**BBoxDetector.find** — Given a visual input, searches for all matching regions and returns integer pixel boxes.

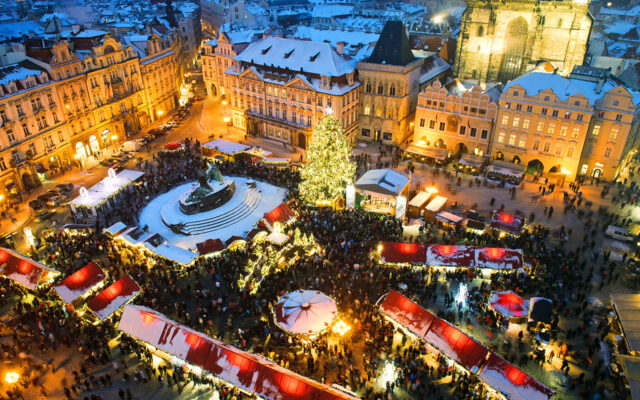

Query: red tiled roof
[196,239,225,255]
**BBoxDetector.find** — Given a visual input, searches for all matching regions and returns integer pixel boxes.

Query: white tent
[274,290,337,335]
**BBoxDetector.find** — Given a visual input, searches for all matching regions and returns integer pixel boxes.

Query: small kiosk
[423,196,448,222]
[408,191,433,219]
[355,169,409,217]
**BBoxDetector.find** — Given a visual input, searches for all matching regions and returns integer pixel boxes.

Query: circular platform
[138,177,287,251]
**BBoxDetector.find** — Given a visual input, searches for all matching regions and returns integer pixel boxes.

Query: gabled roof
[0,248,59,290]
[53,261,106,304]
[366,20,416,66]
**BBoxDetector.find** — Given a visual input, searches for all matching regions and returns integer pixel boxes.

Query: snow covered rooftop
[355,169,409,197]
[604,20,637,36]
[70,169,144,208]
[235,36,356,77]
[504,70,640,106]
[203,138,250,154]
[310,4,354,18]
[0,21,44,41]
[73,29,107,38]
[0,61,45,86]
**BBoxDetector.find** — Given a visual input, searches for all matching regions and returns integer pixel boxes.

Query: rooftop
[366,20,416,66]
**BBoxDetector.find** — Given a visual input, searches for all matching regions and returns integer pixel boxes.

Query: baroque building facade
[454,0,592,83]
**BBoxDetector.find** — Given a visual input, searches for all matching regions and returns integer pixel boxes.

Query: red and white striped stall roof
[478,353,554,400]
[87,275,140,321]
[118,305,359,400]
[0,247,59,290]
[53,261,106,304]
[379,242,428,264]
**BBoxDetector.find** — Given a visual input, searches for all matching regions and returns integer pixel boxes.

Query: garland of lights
[298,115,356,205]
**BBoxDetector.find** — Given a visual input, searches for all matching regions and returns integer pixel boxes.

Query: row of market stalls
[0,248,141,323]
[118,304,358,400]
[379,291,554,400]
[609,294,640,398]
[378,242,527,271]
[203,139,290,167]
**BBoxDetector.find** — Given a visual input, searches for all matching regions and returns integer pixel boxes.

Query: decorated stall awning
[0,248,60,290]
[379,290,437,337]
[262,202,296,231]
[478,353,554,400]
[424,318,489,372]
[379,241,428,264]
[118,305,360,400]
[53,261,106,304]
[87,275,141,321]
[490,291,529,318]
[380,243,524,270]
[490,212,525,236]
[196,238,225,255]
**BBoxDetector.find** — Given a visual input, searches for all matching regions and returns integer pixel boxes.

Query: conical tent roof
[275,290,337,335]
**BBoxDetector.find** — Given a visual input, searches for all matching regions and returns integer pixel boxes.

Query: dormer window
[347,73,353,86]
[321,76,330,89]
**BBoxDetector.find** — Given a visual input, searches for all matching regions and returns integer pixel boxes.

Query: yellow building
[125,33,179,121]
[0,61,67,195]
[225,36,360,148]
[412,80,498,157]
[357,21,425,145]
[454,0,592,83]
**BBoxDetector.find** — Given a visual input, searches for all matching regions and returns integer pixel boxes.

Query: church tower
[454,0,592,83]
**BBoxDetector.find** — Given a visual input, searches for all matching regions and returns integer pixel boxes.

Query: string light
[299,115,356,205]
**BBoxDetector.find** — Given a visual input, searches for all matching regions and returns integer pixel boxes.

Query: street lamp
[560,166,570,188]
[5,371,19,384]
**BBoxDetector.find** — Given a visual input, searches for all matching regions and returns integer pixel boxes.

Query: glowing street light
[381,362,397,385]
[432,15,443,24]
[426,186,438,194]
[332,320,351,336]
[5,371,19,384]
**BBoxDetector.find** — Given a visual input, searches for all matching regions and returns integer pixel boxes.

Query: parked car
[605,225,635,243]
[29,199,45,210]
[57,183,74,192]
[47,195,66,207]
[35,209,56,222]
[47,188,61,196]
[37,193,54,203]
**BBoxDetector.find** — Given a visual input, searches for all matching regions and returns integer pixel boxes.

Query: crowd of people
[0,139,631,400]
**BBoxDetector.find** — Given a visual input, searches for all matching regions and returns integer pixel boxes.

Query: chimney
[595,76,605,94]
[336,41,344,55]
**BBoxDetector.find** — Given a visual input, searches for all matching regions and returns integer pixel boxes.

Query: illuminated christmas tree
[299,114,355,205]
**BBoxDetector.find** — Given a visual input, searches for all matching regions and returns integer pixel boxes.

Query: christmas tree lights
[299,115,356,205]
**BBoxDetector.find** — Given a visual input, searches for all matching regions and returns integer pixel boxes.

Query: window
[536,121,544,132]
[552,110,559,117]
[317,96,322,107]
[459,125,466,135]
[365,82,371,92]
[58,131,63,142]
[541,108,547,115]
[0,109,6,121]
[543,142,551,153]
[544,96,550,101]
[326,98,331,108]
[592,124,600,136]
[515,104,522,111]
[47,94,53,105]
[419,118,425,127]
[481,129,488,139]
[497,132,505,143]
[518,136,526,148]
[512,90,519,96]
[429,120,435,129]
[389,85,396,96]
[533,139,540,151]
[377,83,384,95]
[613,100,620,106]
[508,134,516,145]
[512,117,519,128]
[559,126,567,136]
[604,147,612,158]
[610,127,619,139]
[477,26,484,36]
[362,128,370,137]
[567,146,574,158]
[383,132,392,141]
[598,111,604,118]
[574,100,580,106]
[547,123,555,134]
[0,157,5,171]
[22,122,30,136]
[6,129,15,142]
[555,144,563,156]
[526,106,533,112]
[616,114,623,121]
[16,104,23,116]
[307,115,312,126]
[438,122,445,131]
[522,119,530,129]
[504,102,511,109]
[28,142,36,156]
[470,127,477,137]
[501,115,509,125]
[572,127,580,138]
[564,112,571,119]
[576,114,583,122]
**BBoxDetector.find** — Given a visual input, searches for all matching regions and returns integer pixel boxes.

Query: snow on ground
[138,177,287,252]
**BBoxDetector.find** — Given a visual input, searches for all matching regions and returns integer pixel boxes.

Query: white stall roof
[70,170,144,208]
[425,196,447,212]
[408,191,432,208]
[436,211,463,224]
[104,222,127,236]
[203,139,250,154]
[612,294,640,353]
[355,169,409,197]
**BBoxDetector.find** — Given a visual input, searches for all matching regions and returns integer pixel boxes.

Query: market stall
[455,154,486,175]
[104,221,128,237]
[261,202,296,231]
[403,145,449,166]
[202,139,250,161]
[436,211,463,228]
[196,238,225,256]
[258,157,290,168]
[478,353,554,400]
[423,196,448,222]
[528,297,553,325]
[379,290,437,337]
[426,245,475,268]
[407,191,433,219]
[274,290,338,336]
[355,169,409,216]
[490,212,525,237]
[379,241,428,264]
[69,169,144,222]
[117,304,359,400]
[53,261,106,305]
[0,248,60,290]
[486,160,525,185]
[611,294,640,356]
[85,275,141,322]
[266,232,289,246]
[490,291,529,318]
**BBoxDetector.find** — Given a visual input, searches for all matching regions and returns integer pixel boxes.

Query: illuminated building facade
[454,0,592,83]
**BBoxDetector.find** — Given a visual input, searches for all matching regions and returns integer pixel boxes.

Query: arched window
[377,83,384,95]
[364,104,371,115]
[477,26,483,37]
[389,85,396,96]
[365,81,372,93]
